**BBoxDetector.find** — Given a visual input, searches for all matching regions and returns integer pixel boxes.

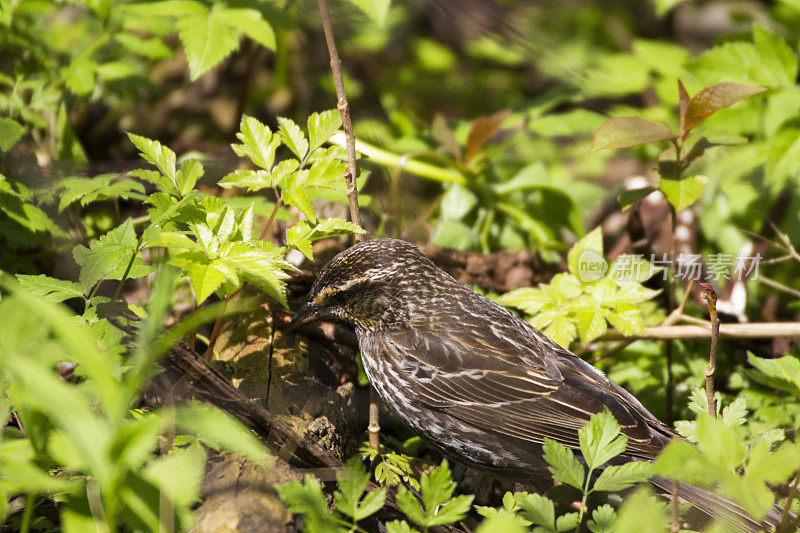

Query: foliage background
[2,0,800,531]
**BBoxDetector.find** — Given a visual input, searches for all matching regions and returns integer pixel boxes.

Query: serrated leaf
[659,174,707,212]
[144,231,200,251]
[218,169,272,192]
[0,116,25,152]
[587,504,616,533]
[177,8,240,81]
[233,116,281,171]
[590,117,675,152]
[427,494,474,526]
[579,410,627,470]
[286,218,365,260]
[515,492,556,529]
[568,227,605,280]
[127,133,177,184]
[56,174,146,212]
[308,110,343,152]
[170,254,227,303]
[681,82,766,135]
[497,287,554,315]
[16,274,85,302]
[421,460,456,513]
[574,305,607,344]
[592,461,651,492]
[215,7,275,51]
[396,486,426,526]
[542,438,585,490]
[218,241,291,306]
[766,123,800,189]
[276,476,342,531]
[542,316,578,347]
[278,117,308,160]
[746,353,800,397]
[556,512,580,532]
[176,158,203,195]
[72,218,153,292]
[721,396,748,428]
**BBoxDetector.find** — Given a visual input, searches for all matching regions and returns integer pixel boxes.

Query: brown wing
[382,324,675,460]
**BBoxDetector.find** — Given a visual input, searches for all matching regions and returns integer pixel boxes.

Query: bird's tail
[650,475,792,532]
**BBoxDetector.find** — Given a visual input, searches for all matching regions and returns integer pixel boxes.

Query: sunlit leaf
[590,117,675,152]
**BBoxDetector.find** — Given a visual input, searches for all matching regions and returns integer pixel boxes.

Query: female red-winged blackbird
[290,238,782,532]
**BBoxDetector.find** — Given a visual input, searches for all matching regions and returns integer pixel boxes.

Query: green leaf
[590,117,675,152]
[308,110,343,152]
[497,287,553,315]
[617,186,657,210]
[176,403,269,463]
[542,315,578,348]
[556,512,580,532]
[286,218,365,260]
[766,122,800,189]
[658,175,707,212]
[567,226,605,280]
[218,170,271,192]
[127,133,177,185]
[232,116,281,171]
[745,353,800,397]
[144,231,200,252]
[420,460,457,515]
[177,8,240,81]
[282,171,315,222]
[278,117,309,160]
[307,157,346,189]
[57,174,146,212]
[16,274,85,302]
[215,8,276,51]
[72,218,154,292]
[0,116,24,152]
[592,461,651,492]
[611,488,668,533]
[475,508,529,533]
[346,0,391,27]
[176,158,203,195]
[430,219,476,250]
[396,485,426,526]
[428,494,474,526]
[440,183,478,220]
[721,396,748,428]
[587,504,616,533]
[542,438,585,490]
[276,476,343,532]
[218,241,292,306]
[386,520,419,533]
[579,409,627,470]
[515,492,556,529]
[171,254,227,303]
[681,82,766,135]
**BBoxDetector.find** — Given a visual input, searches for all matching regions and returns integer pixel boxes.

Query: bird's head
[289,238,439,331]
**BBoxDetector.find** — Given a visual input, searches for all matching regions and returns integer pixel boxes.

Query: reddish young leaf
[678,79,690,135]
[465,109,511,163]
[682,82,766,135]
[590,117,675,152]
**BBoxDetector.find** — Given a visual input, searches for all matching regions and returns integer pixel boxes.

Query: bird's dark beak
[286,301,320,332]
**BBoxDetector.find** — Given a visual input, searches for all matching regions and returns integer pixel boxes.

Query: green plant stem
[113,235,144,300]
[777,474,800,533]
[329,132,467,186]
[19,493,35,533]
[576,469,594,533]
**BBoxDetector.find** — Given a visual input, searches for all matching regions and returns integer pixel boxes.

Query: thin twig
[316,0,378,452]
[699,283,719,418]
[777,474,800,532]
[671,480,679,533]
[661,279,694,326]
[316,0,362,233]
[597,322,800,340]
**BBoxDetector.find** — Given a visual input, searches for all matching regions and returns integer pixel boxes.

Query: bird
[289,238,784,532]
